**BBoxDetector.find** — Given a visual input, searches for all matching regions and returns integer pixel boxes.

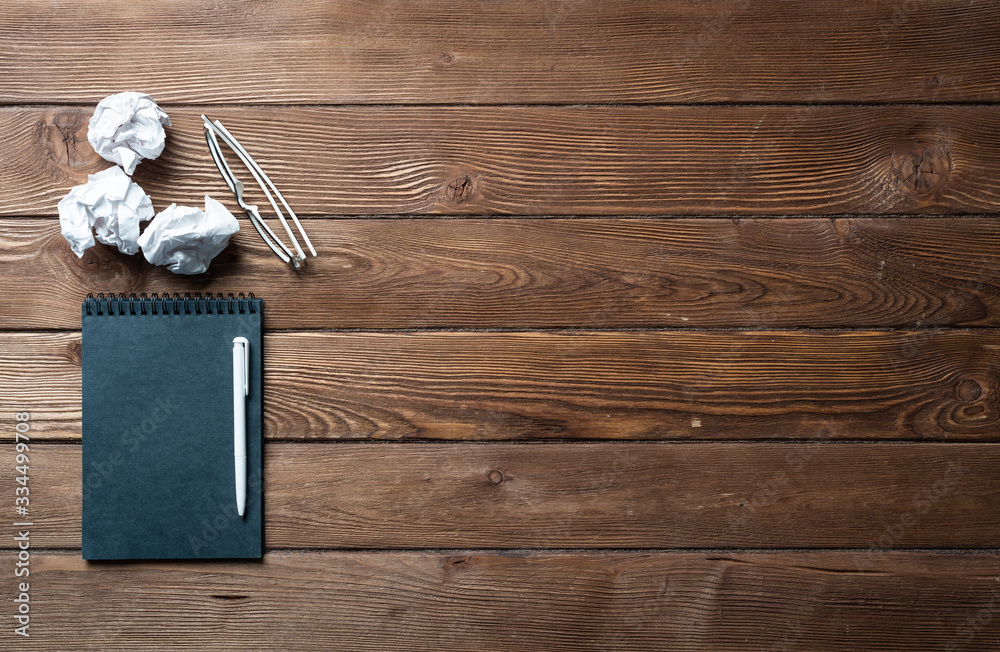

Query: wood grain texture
[5,551,1000,651]
[2,1,998,105]
[4,0,1000,647]
[6,443,998,549]
[6,329,999,442]
[6,106,1000,217]
[3,217,1000,331]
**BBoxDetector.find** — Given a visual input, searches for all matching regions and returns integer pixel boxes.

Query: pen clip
[234,337,249,396]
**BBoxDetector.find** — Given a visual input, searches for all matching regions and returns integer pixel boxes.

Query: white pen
[232,337,249,518]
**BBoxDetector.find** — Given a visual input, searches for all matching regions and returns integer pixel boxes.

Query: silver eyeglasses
[202,115,316,269]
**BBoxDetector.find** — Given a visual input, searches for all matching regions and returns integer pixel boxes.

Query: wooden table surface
[3,1,1000,649]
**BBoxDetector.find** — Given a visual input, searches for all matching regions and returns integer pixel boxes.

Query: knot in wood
[64,339,83,366]
[41,109,101,171]
[487,469,504,485]
[890,143,951,197]
[833,218,854,238]
[956,378,984,403]
[445,174,476,204]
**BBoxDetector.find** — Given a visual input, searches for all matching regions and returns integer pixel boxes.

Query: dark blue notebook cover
[82,294,263,560]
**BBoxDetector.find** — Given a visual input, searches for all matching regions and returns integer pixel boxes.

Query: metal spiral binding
[84,292,258,316]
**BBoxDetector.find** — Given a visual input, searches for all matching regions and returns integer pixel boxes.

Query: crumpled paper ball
[137,195,240,275]
[88,92,171,175]
[57,166,154,257]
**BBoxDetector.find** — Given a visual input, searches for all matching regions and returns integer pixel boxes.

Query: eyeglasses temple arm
[211,120,317,258]
[205,118,308,264]
[203,119,298,266]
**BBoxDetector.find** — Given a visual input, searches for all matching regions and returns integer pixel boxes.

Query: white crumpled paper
[57,166,154,257]
[88,92,171,175]
[137,195,240,275]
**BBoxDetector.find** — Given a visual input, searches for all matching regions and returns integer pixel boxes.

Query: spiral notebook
[81,293,263,560]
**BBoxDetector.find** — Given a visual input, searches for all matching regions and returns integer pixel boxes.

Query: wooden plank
[3,217,1000,331]
[6,443,998,549]
[6,106,1000,217]
[4,330,998,442]
[5,551,1000,650]
[1,1,998,105]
